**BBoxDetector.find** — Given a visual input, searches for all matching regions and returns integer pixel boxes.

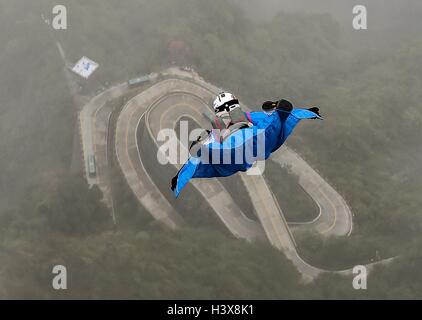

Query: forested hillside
[1,0,421,298]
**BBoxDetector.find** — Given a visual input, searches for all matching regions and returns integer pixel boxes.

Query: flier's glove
[307,107,322,119]
[189,129,211,157]
[171,175,178,192]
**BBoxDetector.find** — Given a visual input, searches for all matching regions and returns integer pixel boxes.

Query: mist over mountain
[0,0,421,299]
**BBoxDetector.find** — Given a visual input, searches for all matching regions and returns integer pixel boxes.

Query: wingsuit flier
[171,92,322,197]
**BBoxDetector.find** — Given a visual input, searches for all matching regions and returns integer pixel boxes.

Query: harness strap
[245,111,252,124]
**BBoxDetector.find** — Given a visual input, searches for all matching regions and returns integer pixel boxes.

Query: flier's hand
[171,175,178,192]
[307,107,322,119]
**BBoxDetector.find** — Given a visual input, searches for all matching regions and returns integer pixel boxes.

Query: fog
[0,0,421,299]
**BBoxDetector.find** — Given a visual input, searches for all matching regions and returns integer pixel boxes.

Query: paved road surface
[79,67,394,281]
[135,77,325,280]
[147,90,265,241]
[273,147,353,236]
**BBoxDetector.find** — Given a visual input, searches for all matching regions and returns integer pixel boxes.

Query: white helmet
[213,92,239,115]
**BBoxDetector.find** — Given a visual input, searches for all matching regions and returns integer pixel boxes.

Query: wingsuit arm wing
[171,108,322,197]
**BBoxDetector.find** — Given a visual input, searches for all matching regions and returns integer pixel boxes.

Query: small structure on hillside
[72,56,99,79]
[128,75,151,89]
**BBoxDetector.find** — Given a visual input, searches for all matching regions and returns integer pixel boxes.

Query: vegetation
[264,161,319,222]
[0,0,421,298]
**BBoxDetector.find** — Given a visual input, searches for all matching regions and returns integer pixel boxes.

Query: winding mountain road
[80,67,391,281]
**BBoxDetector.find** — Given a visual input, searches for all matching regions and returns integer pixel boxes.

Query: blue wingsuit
[172,108,321,197]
